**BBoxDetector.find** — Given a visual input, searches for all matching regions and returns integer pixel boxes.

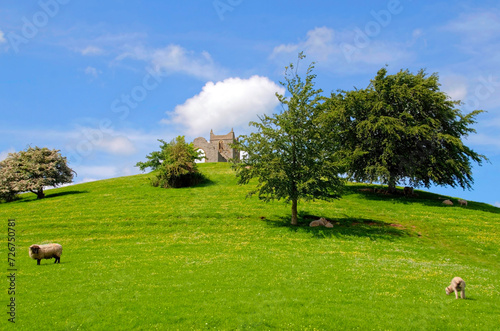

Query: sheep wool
[29,243,62,265]
[446,276,466,299]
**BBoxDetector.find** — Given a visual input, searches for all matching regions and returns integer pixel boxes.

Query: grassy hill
[1,163,499,330]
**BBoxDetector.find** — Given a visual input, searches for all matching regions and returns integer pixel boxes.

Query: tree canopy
[325,67,487,192]
[136,136,206,188]
[0,146,75,201]
[233,53,345,225]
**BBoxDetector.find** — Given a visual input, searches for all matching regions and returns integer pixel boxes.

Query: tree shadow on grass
[263,211,412,241]
[11,190,89,203]
[193,178,216,188]
[346,184,500,214]
[46,190,89,199]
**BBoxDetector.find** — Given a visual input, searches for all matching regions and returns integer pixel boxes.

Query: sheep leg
[461,289,465,299]
[37,259,41,265]
[454,289,459,299]
[54,256,60,264]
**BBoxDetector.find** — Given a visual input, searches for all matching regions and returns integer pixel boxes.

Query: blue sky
[1,0,498,206]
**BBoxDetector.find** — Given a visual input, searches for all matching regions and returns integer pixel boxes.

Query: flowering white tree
[0,147,75,201]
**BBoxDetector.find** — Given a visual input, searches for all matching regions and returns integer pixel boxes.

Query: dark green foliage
[326,67,488,191]
[136,136,206,188]
[233,53,345,224]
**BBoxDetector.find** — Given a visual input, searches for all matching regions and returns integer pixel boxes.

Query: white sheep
[29,244,62,265]
[442,199,453,206]
[309,217,334,228]
[446,276,466,299]
[458,199,468,206]
[309,218,327,227]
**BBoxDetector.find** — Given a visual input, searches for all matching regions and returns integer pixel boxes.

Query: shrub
[137,136,207,188]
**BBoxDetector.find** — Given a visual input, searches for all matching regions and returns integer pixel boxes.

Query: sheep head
[30,245,41,254]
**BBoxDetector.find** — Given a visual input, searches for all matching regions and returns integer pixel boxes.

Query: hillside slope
[1,163,499,330]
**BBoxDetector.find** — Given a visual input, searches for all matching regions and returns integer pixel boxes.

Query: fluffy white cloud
[118,44,226,81]
[164,76,285,136]
[0,30,6,44]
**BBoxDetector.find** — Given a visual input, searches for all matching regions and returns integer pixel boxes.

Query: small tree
[233,53,345,225]
[0,147,75,200]
[136,136,206,188]
[326,67,488,192]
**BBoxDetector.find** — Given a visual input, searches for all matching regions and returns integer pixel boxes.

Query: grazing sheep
[29,244,62,265]
[446,277,466,299]
[442,199,453,206]
[458,199,468,207]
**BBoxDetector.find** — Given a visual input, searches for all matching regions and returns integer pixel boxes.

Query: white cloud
[441,9,500,62]
[72,165,142,184]
[443,10,500,44]
[1,126,145,158]
[68,33,146,57]
[465,133,500,154]
[271,27,337,61]
[84,66,101,78]
[440,74,469,101]
[0,30,6,44]
[80,46,104,56]
[164,75,285,137]
[69,127,137,156]
[118,44,226,81]
[483,117,500,129]
[77,165,118,178]
[271,26,413,72]
[96,135,136,156]
[0,148,16,161]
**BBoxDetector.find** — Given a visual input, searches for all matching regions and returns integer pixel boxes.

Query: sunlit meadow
[1,163,499,329]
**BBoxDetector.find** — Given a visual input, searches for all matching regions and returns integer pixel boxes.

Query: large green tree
[0,147,75,200]
[233,54,345,225]
[326,67,487,192]
[136,136,206,188]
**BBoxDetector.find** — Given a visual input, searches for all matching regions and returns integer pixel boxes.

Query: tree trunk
[291,199,298,225]
[36,189,45,199]
[388,175,397,194]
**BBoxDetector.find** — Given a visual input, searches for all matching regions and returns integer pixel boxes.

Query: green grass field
[1,163,499,330]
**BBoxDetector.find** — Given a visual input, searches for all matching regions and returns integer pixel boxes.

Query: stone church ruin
[193,129,240,163]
